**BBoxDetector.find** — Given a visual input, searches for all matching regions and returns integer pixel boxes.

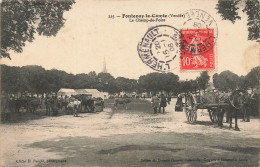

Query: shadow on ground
[22,132,259,167]
[1,109,102,124]
[210,146,259,155]
[98,145,183,154]
[193,121,247,131]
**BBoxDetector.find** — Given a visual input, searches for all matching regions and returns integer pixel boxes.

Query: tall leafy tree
[1,65,20,93]
[243,0,260,41]
[138,72,179,94]
[216,0,241,23]
[97,72,116,92]
[21,65,47,94]
[213,70,240,91]
[196,71,210,92]
[238,76,247,90]
[216,0,260,42]
[161,73,179,94]
[1,0,75,59]
[190,79,199,93]
[213,73,222,90]
[73,73,90,89]
[182,80,192,93]
[138,73,161,93]
[245,66,260,90]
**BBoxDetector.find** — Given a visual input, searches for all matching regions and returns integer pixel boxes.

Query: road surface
[0,98,259,167]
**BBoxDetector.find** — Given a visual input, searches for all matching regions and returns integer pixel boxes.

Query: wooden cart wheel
[184,93,197,123]
[208,108,219,123]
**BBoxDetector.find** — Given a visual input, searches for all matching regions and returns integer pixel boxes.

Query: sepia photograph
[0,0,259,166]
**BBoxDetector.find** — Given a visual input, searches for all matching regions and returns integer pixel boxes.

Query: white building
[57,88,77,97]
[57,88,106,99]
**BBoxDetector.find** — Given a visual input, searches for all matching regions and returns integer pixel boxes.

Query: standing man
[51,95,59,116]
[151,94,160,114]
[159,94,167,113]
[175,94,183,112]
[64,95,69,112]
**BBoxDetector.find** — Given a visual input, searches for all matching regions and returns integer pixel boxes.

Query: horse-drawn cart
[178,89,249,128]
[73,94,104,113]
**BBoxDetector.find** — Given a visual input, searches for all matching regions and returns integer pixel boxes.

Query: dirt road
[0,98,259,167]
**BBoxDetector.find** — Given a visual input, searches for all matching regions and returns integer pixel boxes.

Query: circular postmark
[181,9,218,56]
[138,25,180,72]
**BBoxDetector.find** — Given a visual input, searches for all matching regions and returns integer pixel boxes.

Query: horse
[7,97,27,113]
[114,98,131,110]
[218,90,248,131]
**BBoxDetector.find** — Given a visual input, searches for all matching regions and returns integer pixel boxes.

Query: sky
[1,0,259,81]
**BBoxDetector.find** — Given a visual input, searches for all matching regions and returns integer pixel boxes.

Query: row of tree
[1,65,259,95]
[213,67,260,92]
[1,65,137,95]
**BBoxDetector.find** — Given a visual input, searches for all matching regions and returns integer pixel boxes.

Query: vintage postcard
[0,0,259,166]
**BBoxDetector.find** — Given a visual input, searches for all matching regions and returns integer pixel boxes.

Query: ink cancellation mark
[182,9,218,54]
[138,25,180,72]
[180,9,217,70]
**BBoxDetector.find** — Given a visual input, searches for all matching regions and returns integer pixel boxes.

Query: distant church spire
[102,57,107,73]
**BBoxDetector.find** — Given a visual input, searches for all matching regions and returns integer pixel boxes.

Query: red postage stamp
[180,29,215,70]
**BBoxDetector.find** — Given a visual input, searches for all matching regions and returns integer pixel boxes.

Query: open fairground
[1,98,259,167]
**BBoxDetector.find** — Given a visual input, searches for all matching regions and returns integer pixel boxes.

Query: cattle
[114,98,131,110]
[2,96,29,113]
[67,102,75,115]
[81,99,95,112]
[27,97,41,113]
[73,100,81,117]
[59,96,69,112]
[71,94,94,113]
[93,97,104,112]
[67,99,81,116]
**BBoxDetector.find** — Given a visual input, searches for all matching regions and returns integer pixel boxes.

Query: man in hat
[151,94,160,114]
[159,94,167,113]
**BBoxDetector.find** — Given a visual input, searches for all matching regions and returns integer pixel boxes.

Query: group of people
[151,94,171,114]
